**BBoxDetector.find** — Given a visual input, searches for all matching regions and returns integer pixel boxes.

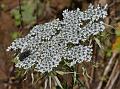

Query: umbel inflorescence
[7,4,107,73]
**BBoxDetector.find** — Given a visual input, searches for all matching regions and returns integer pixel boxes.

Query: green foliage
[11,0,43,26]
[11,9,21,26]
[106,48,112,57]
[11,32,21,39]
[115,30,120,36]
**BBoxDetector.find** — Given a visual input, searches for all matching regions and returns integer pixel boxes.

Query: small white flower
[7,4,107,73]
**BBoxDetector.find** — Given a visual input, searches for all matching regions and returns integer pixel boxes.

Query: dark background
[0,0,120,89]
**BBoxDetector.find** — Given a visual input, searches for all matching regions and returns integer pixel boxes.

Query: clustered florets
[7,4,107,73]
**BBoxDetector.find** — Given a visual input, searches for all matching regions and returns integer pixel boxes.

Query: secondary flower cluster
[7,4,107,73]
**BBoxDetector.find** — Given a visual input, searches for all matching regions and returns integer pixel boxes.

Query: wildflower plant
[7,4,107,74]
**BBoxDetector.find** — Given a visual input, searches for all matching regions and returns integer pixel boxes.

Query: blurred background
[0,0,120,89]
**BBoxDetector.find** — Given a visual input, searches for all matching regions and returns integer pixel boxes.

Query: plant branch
[105,59,119,89]
[97,52,117,89]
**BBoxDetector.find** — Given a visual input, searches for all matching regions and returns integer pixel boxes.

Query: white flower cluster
[62,4,107,42]
[64,45,93,66]
[7,4,107,73]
